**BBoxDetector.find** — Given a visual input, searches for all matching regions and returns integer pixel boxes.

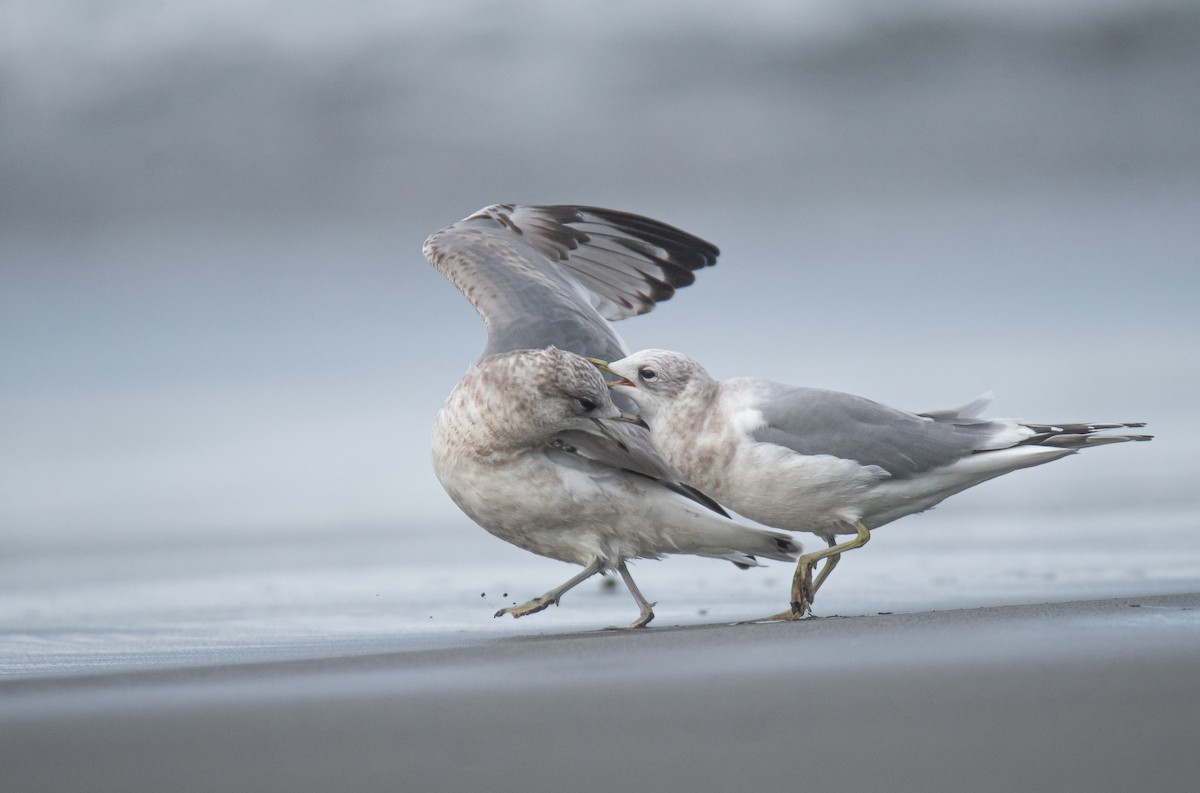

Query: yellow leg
[495,559,605,620]
[809,539,842,596]
[754,521,871,622]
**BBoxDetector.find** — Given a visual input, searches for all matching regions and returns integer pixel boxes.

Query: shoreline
[3,592,1198,793]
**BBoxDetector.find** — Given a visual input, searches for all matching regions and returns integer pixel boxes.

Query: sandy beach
[3,590,1198,793]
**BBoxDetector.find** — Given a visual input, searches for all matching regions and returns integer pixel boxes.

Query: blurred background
[2,0,1198,661]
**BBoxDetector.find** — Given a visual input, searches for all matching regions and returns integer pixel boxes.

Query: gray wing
[751,383,1008,479]
[423,204,719,361]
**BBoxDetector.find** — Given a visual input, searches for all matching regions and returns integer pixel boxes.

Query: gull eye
[576,396,598,412]
[639,368,658,382]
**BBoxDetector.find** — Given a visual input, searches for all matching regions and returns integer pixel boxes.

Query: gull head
[602,349,714,421]
[463,347,642,450]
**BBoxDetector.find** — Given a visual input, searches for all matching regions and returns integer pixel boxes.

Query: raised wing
[425,203,731,521]
[423,204,719,360]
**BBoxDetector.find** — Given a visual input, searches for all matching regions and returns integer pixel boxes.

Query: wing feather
[423,203,719,361]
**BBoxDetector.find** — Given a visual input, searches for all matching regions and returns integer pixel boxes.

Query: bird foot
[495,595,558,619]
[741,600,813,624]
[744,607,811,623]
[603,602,656,630]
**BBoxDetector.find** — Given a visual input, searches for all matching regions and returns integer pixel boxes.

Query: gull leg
[809,537,842,597]
[755,521,871,622]
[791,521,870,615]
[613,560,656,629]
[495,559,605,620]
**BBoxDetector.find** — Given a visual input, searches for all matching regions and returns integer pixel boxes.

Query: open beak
[585,357,635,389]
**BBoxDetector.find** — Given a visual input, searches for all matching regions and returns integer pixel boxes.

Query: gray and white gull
[424,205,799,627]
[600,348,1153,620]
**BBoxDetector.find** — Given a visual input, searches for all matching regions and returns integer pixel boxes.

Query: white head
[601,349,716,422]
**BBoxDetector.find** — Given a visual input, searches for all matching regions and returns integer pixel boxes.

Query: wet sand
[3,591,1198,793]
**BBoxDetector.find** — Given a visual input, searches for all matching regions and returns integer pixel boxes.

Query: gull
[424,205,800,626]
[430,347,799,627]
[599,348,1153,620]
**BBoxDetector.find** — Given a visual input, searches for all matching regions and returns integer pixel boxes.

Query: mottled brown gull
[431,347,798,628]
[599,349,1153,620]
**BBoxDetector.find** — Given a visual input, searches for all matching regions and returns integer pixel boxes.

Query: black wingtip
[579,205,720,272]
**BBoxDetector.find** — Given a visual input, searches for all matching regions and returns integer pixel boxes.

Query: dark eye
[639,368,658,382]
[576,397,597,411]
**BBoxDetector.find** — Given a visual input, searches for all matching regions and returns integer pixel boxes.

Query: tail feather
[710,529,800,567]
[663,509,801,565]
[1017,421,1153,449]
